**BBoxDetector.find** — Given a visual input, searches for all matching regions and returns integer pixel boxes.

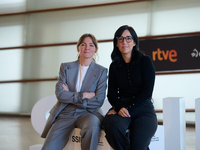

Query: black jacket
[107,52,155,113]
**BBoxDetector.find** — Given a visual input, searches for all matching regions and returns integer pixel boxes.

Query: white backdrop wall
[0,0,200,122]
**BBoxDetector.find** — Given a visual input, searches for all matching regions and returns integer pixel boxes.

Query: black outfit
[103,51,158,150]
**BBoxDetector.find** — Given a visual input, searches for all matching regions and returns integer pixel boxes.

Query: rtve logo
[191,48,200,57]
[152,48,177,62]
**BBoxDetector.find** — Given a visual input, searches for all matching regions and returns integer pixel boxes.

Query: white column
[163,97,186,150]
[195,98,200,150]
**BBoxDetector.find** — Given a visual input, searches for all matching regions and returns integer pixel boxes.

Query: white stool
[195,98,200,150]
[163,97,186,150]
[149,125,164,150]
[30,95,112,150]
[64,128,111,150]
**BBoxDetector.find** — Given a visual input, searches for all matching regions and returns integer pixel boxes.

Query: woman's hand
[118,107,131,117]
[83,92,95,99]
[107,109,117,115]
[62,83,69,91]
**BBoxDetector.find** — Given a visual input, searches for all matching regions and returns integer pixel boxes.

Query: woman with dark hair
[41,33,108,150]
[103,25,157,150]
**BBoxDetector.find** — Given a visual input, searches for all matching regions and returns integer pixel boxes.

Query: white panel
[0,14,26,112]
[0,0,26,14]
[0,49,24,80]
[25,2,149,45]
[21,42,112,79]
[22,45,77,79]
[0,83,22,112]
[196,98,200,150]
[0,81,56,113]
[0,15,25,47]
[150,0,200,35]
[0,15,25,80]
[163,97,186,150]
[0,26,24,47]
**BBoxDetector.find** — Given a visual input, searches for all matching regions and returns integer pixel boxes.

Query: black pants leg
[103,99,157,150]
[129,115,157,150]
[103,114,131,150]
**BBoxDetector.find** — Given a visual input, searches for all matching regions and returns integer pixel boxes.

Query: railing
[155,109,195,113]
[0,0,150,16]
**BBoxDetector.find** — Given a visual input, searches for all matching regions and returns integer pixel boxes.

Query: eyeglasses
[117,36,133,43]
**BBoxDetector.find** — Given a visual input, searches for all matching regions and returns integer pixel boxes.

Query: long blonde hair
[77,33,98,62]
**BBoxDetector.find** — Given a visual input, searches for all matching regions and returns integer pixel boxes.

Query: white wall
[0,0,199,122]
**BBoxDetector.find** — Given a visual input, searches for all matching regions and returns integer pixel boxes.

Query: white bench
[30,95,164,150]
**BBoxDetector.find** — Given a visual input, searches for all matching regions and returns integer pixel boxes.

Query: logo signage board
[139,35,200,72]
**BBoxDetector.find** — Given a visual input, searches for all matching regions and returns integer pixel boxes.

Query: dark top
[107,52,155,113]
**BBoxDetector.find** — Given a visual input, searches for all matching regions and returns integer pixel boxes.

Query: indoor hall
[0,0,200,150]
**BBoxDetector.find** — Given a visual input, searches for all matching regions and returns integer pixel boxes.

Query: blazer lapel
[67,60,79,91]
[80,61,99,91]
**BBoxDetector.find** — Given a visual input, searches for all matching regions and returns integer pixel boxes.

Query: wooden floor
[0,116,44,150]
[0,116,196,150]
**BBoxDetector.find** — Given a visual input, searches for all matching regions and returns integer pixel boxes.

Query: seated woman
[41,33,108,150]
[103,25,158,150]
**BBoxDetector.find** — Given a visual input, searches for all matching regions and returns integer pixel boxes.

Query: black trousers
[103,99,158,150]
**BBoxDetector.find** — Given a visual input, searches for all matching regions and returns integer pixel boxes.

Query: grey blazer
[41,60,108,138]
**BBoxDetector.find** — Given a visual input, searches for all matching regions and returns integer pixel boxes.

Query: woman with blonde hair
[41,33,108,150]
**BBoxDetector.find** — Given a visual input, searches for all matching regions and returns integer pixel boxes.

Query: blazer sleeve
[84,68,108,109]
[55,63,84,105]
